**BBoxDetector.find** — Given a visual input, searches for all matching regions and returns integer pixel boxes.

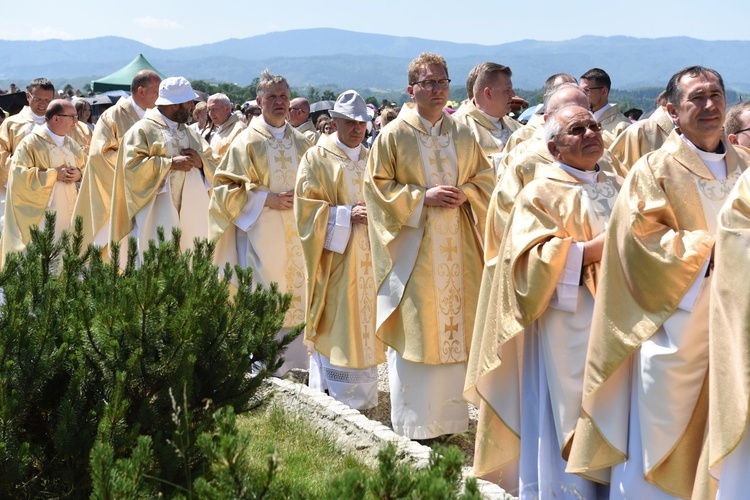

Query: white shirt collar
[418,114,443,136]
[157,109,179,130]
[30,110,46,125]
[593,102,614,122]
[681,134,728,179]
[43,123,66,147]
[476,106,503,125]
[129,96,146,120]
[554,161,600,184]
[333,133,361,161]
[258,115,286,139]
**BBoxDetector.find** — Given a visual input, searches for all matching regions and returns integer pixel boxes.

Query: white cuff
[324,205,353,254]
[233,191,267,232]
[404,195,424,228]
[549,241,583,313]
[678,254,711,312]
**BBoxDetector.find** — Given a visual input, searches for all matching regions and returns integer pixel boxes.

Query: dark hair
[131,70,159,94]
[28,77,55,95]
[665,66,724,105]
[471,62,512,99]
[580,68,612,91]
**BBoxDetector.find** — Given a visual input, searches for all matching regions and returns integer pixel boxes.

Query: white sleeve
[324,205,353,254]
[678,254,711,312]
[548,241,583,312]
[233,191,268,232]
[404,196,425,228]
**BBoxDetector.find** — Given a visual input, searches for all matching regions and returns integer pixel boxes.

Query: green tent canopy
[91,54,166,93]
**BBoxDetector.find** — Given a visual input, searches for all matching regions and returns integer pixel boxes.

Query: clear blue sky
[2,0,747,49]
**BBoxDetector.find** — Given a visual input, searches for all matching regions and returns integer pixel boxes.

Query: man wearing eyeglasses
[0,78,56,234]
[725,101,750,151]
[579,68,630,146]
[567,66,750,498]
[288,97,319,143]
[453,63,521,176]
[72,70,161,255]
[363,52,494,441]
[0,99,85,267]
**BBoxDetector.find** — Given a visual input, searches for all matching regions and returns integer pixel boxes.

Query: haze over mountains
[1,28,749,92]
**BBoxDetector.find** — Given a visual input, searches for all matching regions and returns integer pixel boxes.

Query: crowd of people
[1,53,750,499]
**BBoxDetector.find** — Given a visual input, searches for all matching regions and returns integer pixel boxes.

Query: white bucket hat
[154,76,198,105]
[329,90,372,122]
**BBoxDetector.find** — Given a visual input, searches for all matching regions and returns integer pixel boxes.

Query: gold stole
[416,132,466,363]
[266,136,305,326]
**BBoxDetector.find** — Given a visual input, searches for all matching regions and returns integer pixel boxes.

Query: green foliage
[191,78,260,104]
[0,213,300,497]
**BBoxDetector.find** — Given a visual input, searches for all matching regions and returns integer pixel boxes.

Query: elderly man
[1,99,85,266]
[72,70,161,252]
[567,66,750,499]
[363,52,493,440]
[289,96,319,143]
[0,78,56,232]
[204,93,246,161]
[453,62,521,174]
[295,90,385,409]
[474,105,620,496]
[109,76,215,263]
[724,101,750,150]
[210,70,312,376]
[579,68,630,145]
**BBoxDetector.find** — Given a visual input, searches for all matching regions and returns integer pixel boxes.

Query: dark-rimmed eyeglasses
[734,127,750,136]
[411,79,451,91]
[56,114,78,120]
[581,86,604,94]
[566,123,602,136]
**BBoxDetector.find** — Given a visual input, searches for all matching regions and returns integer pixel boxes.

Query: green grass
[237,401,371,499]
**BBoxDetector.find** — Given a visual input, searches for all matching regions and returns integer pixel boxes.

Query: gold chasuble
[207,113,246,162]
[453,100,521,174]
[0,106,37,187]
[295,119,320,144]
[72,97,140,251]
[566,132,749,498]
[363,104,493,365]
[1,127,85,266]
[465,163,621,482]
[706,168,750,489]
[209,120,311,328]
[109,108,216,260]
[608,106,675,172]
[70,121,92,155]
[503,112,543,155]
[295,135,385,369]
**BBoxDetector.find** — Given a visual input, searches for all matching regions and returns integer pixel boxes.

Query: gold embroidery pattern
[416,130,465,363]
[696,170,740,202]
[49,144,79,218]
[575,180,618,229]
[266,136,305,325]
[161,127,189,211]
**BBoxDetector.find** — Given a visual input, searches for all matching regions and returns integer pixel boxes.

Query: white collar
[681,134,727,179]
[30,110,46,125]
[333,133,361,161]
[418,114,443,136]
[593,103,614,122]
[157,109,179,130]
[476,106,503,125]
[554,161,600,184]
[129,96,146,119]
[43,124,66,147]
[258,115,286,139]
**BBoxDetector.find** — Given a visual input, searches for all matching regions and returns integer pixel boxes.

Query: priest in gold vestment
[204,93,246,161]
[109,77,215,264]
[295,90,385,410]
[470,105,620,496]
[607,104,675,172]
[453,62,521,176]
[364,53,493,440]
[72,70,161,253]
[209,70,312,376]
[566,66,750,499]
[0,78,55,234]
[1,99,84,267]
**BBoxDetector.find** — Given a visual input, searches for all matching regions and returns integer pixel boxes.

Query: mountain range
[1,28,749,93]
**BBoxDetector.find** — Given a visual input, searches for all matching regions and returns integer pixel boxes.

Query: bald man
[289,97,319,143]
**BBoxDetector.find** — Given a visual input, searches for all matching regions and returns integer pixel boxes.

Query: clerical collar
[554,161,600,184]
[129,97,146,120]
[333,133,361,161]
[418,115,443,136]
[681,134,728,179]
[30,109,46,125]
[592,103,614,122]
[258,115,286,139]
[477,107,503,126]
[157,110,179,130]
[43,124,66,147]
